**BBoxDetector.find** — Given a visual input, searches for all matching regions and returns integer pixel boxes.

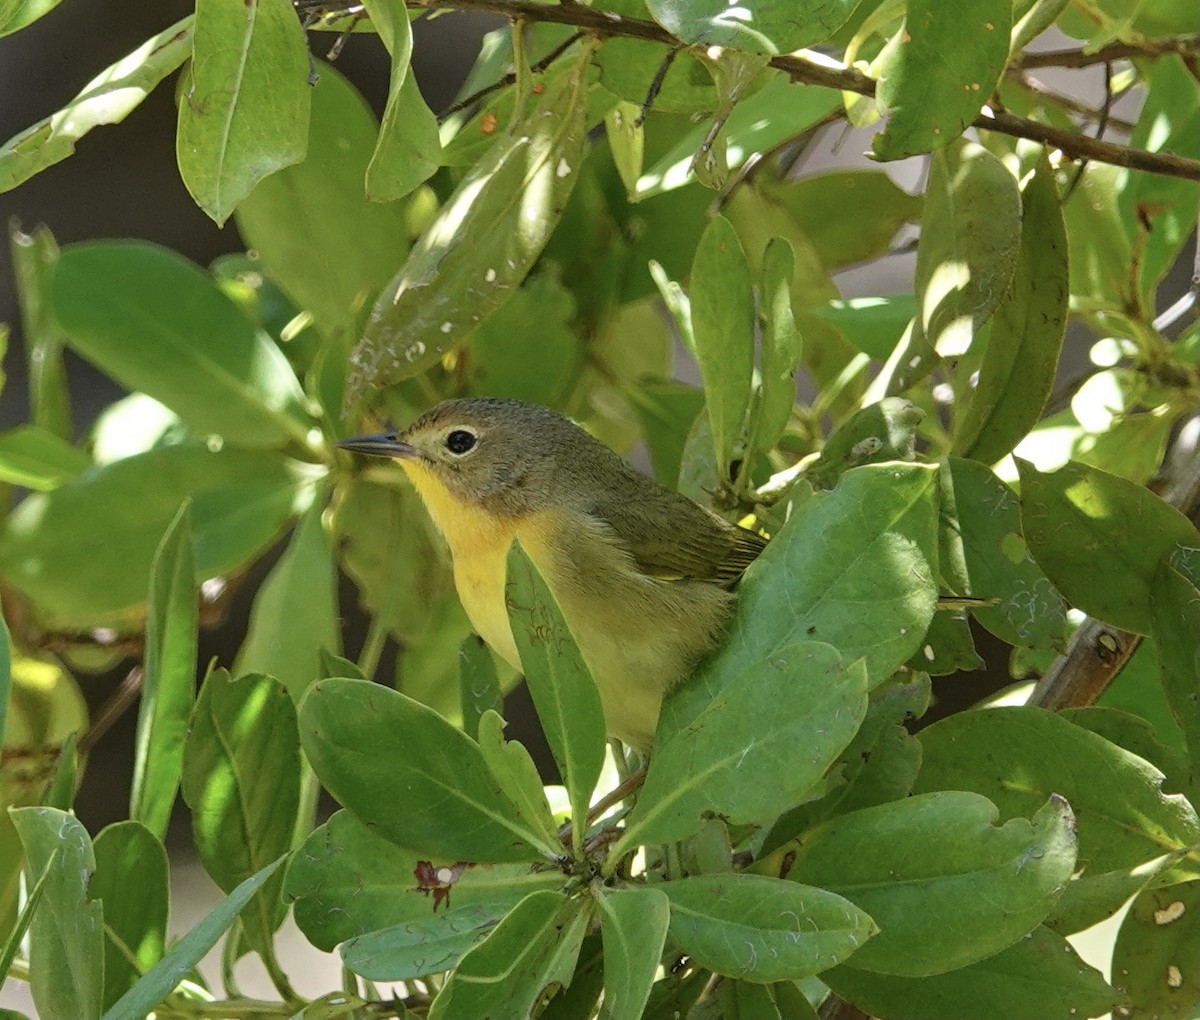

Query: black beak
[335,433,419,459]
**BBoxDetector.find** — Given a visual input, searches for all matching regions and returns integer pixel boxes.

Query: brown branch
[79,666,143,756]
[1014,33,1200,69]
[396,0,1200,181]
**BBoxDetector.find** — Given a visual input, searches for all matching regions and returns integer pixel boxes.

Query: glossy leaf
[91,821,169,1010]
[661,873,876,981]
[0,444,309,629]
[236,62,413,336]
[1150,562,1200,781]
[619,642,867,853]
[938,457,1066,649]
[285,809,560,952]
[825,925,1121,1020]
[10,223,71,437]
[955,157,1068,464]
[780,793,1077,976]
[647,0,860,54]
[914,707,1200,883]
[1018,459,1200,634]
[0,18,192,191]
[11,807,104,1020]
[459,634,503,742]
[1111,880,1199,1019]
[181,669,299,957]
[428,890,589,1020]
[362,0,440,202]
[130,501,197,839]
[348,45,594,396]
[101,857,285,1020]
[595,887,670,1020]
[0,0,62,36]
[51,241,310,447]
[298,677,556,861]
[236,500,339,700]
[0,425,88,491]
[177,0,310,224]
[872,0,1011,160]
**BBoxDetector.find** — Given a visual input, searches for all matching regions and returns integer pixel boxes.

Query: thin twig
[78,666,143,756]
[1014,34,1200,69]
[1008,71,1135,132]
[557,765,647,848]
[439,30,585,120]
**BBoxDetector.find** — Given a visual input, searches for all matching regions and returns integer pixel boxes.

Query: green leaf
[750,237,800,457]
[0,426,88,491]
[695,979,820,1020]
[0,444,310,629]
[1047,849,1184,935]
[177,0,310,224]
[825,925,1121,1020]
[91,821,169,1010]
[661,874,876,981]
[181,669,299,958]
[803,398,924,490]
[1112,880,1199,1019]
[236,62,413,336]
[0,0,61,36]
[0,841,53,984]
[52,241,310,447]
[604,100,644,198]
[596,39,717,115]
[477,711,560,850]
[459,635,503,742]
[0,18,192,191]
[131,500,197,839]
[236,500,339,700]
[595,887,670,1020]
[913,707,1200,884]
[428,890,589,1020]
[1017,459,1200,634]
[955,157,1068,464]
[40,731,77,811]
[285,809,560,952]
[817,295,916,361]
[618,642,867,853]
[348,45,593,396]
[101,856,285,1020]
[762,674,930,852]
[0,608,9,747]
[938,457,1066,650]
[781,793,1077,977]
[1151,563,1200,787]
[298,678,556,861]
[361,0,440,202]
[506,543,605,853]
[647,0,860,53]
[11,807,104,1020]
[10,223,71,437]
[872,0,1011,160]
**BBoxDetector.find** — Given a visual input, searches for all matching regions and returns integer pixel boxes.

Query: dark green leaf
[11,807,103,1020]
[1018,459,1200,634]
[285,809,560,952]
[751,237,800,456]
[0,840,53,984]
[817,296,916,361]
[647,0,860,54]
[0,607,10,748]
[595,886,670,1020]
[914,707,1200,883]
[804,399,924,490]
[0,18,191,191]
[938,457,1066,649]
[694,979,821,1020]
[476,710,560,850]
[662,874,876,981]
[0,444,310,629]
[0,426,90,490]
[459,635,502,742]
[428,890,589,1020]
[298,678,556,861]
[1151,562,1200,786]
[236,500,339,699]
[825,925,1121,1020]
[628,379,706,488]
[1047,849,1183,935]
[10,223,71,437]
[955,157,1068,464]
[596,39,716,114]
[177,0,309,224]
[1111,880,1199,1019]
[604,100,644,197]
[619,642,867,852]
[506,543,605,852]
[348,46,593,395]
[781,793,1077,976]
[540,933,604,1020]
[236,62,413,336]
[131,500,197,839]
[872,0,1011,160]
[92,821,169,1010]
[52,241,311,447]
[40,731,76,810]
[101,856,285,1020]
[182,669,299,957]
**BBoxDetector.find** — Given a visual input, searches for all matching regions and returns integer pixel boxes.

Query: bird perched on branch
[338,398,765,749]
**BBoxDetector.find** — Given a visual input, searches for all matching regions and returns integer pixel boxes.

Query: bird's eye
[445,429,477,455]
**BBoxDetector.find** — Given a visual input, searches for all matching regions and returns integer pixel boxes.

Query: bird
[336,398,766,750]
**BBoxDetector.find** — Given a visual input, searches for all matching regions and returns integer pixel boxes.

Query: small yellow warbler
[338,398,765,748]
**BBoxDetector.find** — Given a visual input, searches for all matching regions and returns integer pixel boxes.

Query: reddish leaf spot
[413,859,473,911]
